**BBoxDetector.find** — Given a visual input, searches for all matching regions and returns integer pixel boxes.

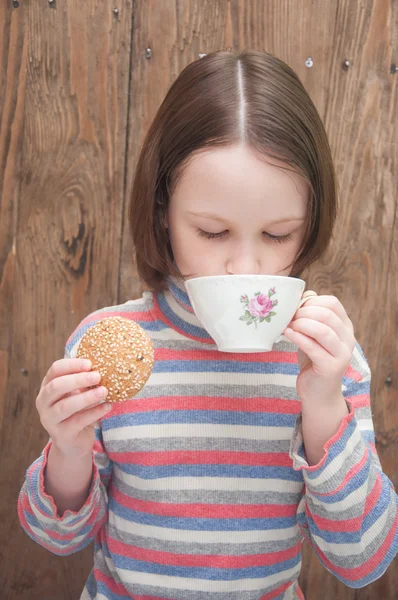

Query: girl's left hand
[283,291,356,404]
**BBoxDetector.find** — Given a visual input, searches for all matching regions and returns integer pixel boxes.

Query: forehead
[171,144,309,219]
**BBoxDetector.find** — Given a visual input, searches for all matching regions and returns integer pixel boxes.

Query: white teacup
[185,274,316,353]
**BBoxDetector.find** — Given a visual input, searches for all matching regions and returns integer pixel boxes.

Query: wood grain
[0,1,396,598]
[0,1,134,598]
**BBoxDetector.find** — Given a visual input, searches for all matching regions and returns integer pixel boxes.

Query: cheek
[172,231,219,274]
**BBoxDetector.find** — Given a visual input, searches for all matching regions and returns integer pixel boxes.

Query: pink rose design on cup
[248,294,273,318]
[239,288,278,329]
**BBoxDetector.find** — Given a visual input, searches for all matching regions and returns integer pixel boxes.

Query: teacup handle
[275,293,318,344]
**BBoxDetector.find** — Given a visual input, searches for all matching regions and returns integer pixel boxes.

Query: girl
[18,49,397,600]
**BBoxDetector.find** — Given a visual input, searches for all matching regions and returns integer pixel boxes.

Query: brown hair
[128,48,339,292]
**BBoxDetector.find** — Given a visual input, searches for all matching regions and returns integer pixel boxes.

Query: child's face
[166,144,309,279]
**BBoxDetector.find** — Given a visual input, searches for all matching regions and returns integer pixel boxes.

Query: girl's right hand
[36,358,112,458]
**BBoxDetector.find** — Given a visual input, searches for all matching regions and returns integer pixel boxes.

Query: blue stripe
[116,462,304,482]
[304,416,358,480]
[66,314,167,354]
[168,279,191,306]
[28,462,61,518]
[24,512,93,546]
[309,462,371,505]
[361,479,396,532]
[83,570,96,599]
[107,548,301,581]
[28,458,101,526]
[152,359,300,375]
[361,430,376,445]
[342,379,370,396]
[156,290,213,340]
[109,496,298,532]
[103,410,298,429]
[345,524,398,587]
[299,475,392,541]
[96,579,130,599]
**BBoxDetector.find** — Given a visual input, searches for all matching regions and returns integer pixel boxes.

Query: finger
[296,295,354,332]
[49,386,109,425]
[41,358,93,390]
[286,318,350,359]
[61,402,112,433]
[302,289,317,298]
[283,327,336,370]
[291,306,352,345]
[43,370,102,410]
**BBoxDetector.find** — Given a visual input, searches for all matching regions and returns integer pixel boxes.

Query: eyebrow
[187,211,306,225]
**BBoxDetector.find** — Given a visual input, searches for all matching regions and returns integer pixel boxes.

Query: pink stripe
[94,563,299,600]
[296,584,305,600]
[311,445,369,499]
[34,444,100,522]
[94,568,131,597]
[107,535,301,568]
[369,442,377,455]
[260,580,298,600]
[155,347,299,364]
[152,294,215,345]
[111,485,297,519]
[344,394,370,408]
[307,458,383,536]
[93,439,105,453]
[105,395,301,416]
[18,494,104,554]
[312,508,398,581]
[108,449,294,468]
[22,496,104,541]
[66,310,155,345]
[345,363,363,383]
[295,408,355,473]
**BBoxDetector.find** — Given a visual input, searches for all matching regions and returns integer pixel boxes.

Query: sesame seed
[76,316,154,403]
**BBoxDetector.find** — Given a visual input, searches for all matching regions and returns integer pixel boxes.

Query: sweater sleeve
[17,316,113,556]
[289,341,398,588]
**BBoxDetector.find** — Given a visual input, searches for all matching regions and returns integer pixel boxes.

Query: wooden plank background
[0,1,397,598]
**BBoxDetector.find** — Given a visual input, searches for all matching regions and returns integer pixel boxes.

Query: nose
[226,249,261,275]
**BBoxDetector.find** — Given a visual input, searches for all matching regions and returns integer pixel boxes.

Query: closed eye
[196,229,293,244]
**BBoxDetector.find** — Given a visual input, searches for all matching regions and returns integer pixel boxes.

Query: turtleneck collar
[153,270,216,345]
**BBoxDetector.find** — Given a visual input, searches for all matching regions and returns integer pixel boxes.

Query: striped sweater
[18,274,398,599]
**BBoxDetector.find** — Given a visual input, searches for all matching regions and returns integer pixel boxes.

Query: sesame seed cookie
[76,316,154,402]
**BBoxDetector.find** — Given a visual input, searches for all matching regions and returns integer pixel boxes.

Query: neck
[154,266,215,344]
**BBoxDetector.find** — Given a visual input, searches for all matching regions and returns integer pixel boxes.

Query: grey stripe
[106,522,302,556]
[118,574,301,600]
[305,433,366,494]
[152,337,216,350]
[113,475,303,506]
[137,383,300,400]
[108,437,293,453]
[91,542,301,600]
[314,485,397,569]
[353,406,374,420]
[307,468,377,521]
[151,336,297,352]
